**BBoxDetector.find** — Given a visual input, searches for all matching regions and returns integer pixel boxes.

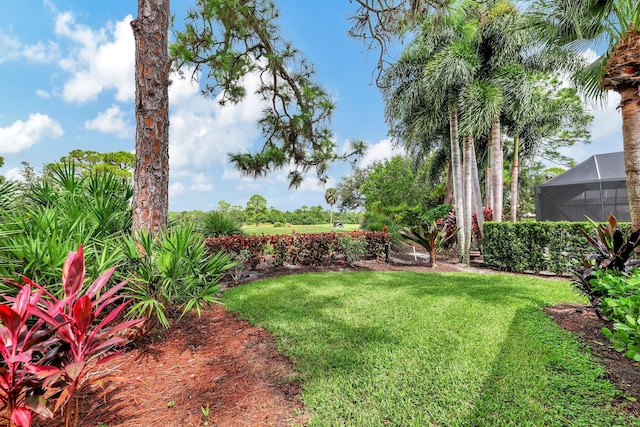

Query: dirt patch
[30,254,640,426]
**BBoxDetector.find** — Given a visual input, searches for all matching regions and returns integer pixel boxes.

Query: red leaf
[62,246,85,297]
[85,266,117,299]
[73,295,92,336]
[25,395,53,419]
[13,285,31,317]
[11,407,31,427]
[0,305,22,335]
[64,361,85,381]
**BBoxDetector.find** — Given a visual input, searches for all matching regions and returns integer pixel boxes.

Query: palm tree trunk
[463,135,474,266]
[485,145,493,209]
[490,116,503,222]
[470,140,484,240]
[443,160,454,206]
[450,109,466,261]
[131,0,171,236]
[619,86,640,230]
[510,136,520,223]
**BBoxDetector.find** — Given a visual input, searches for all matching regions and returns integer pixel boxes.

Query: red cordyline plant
[0,284,59,427]
[0,245,144,427]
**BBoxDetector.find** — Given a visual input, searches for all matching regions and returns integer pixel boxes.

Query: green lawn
[242,223,360,235]
[224,271,640,426]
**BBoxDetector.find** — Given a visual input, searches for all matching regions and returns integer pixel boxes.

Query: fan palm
[324,187,338,225]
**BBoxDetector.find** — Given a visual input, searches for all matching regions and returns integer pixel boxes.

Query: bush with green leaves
[586,269,640,361]
[483,219,634,275]
[124,224,237,328]
[202,210,244,237]
[0,163,132,291]
[337,234,367,266]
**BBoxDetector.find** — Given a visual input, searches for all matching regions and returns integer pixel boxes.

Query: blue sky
[0,1,624,212]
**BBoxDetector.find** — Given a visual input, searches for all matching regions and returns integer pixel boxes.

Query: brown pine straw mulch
[29,254,640,426]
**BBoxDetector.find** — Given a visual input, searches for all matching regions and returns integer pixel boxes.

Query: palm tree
[324,187,338,225]
[528,0,640,229]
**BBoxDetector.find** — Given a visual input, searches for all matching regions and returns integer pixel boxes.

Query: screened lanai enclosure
[535,151,630,222]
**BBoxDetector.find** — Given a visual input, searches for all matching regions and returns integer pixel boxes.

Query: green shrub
[590,269,640,361]
[202,210,244,237]
[125,224,237,328]
[0,165,132,292]
[273,221,284,227]
[337,234,367,266]
[483,220,634,275]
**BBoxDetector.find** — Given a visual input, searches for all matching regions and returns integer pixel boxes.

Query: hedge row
[483,221,633,275]
[204,231,391,268]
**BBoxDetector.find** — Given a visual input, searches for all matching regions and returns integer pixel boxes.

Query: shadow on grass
[465,307,637,427]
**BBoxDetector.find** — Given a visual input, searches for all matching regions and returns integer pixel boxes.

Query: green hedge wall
[483,221,633,275]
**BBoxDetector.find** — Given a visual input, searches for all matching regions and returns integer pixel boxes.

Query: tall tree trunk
[490,116,503,222]
[470,140,484,240]
[131,0,171,236]
[619,86,640,230]
[510,136,520,223]
[462,135,474,266]
[450,109,465,261]
[485,145,493,209]
[443,160,454,206]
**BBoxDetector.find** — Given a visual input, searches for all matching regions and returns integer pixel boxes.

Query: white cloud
[0,29,58,64]
[56,12,134,104]
[168,71,265,173]
[85,105,134,139]
[0,113,63,154]
[558,92,623,163]
[189,173,215,192]
[169,182,186,197]
[36,89,51,99]
[358,138,405,168]
[4,167,24,182]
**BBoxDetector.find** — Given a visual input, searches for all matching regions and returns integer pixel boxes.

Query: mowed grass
[224,271,640,427]
[243,223,360,235]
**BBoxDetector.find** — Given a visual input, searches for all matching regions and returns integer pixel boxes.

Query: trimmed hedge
[483,221,633,275]
[205,231,391,268]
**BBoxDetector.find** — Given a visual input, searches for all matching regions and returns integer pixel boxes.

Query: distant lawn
[243,223,360,235]
[224,271,640,426]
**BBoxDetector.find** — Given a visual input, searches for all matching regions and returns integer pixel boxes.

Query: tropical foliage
[0,246,143,427]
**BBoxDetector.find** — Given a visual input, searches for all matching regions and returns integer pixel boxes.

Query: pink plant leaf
[86,336,125,359]
[93,279,129,317]
[86,301,133,344]
[94,349,125,367]
[0,305,22,336]
[64,361,85,381]
[57,324,76,347]
[27,364,62,379]
[13,285,31,317]
[0,325,12,348]
[25,394,53,419]
[11,406,31,427]
[73,295,93,336]
[7,349,33,364]
[85,266,117,299]
[89,317,145,348]
[62,246,85,298]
